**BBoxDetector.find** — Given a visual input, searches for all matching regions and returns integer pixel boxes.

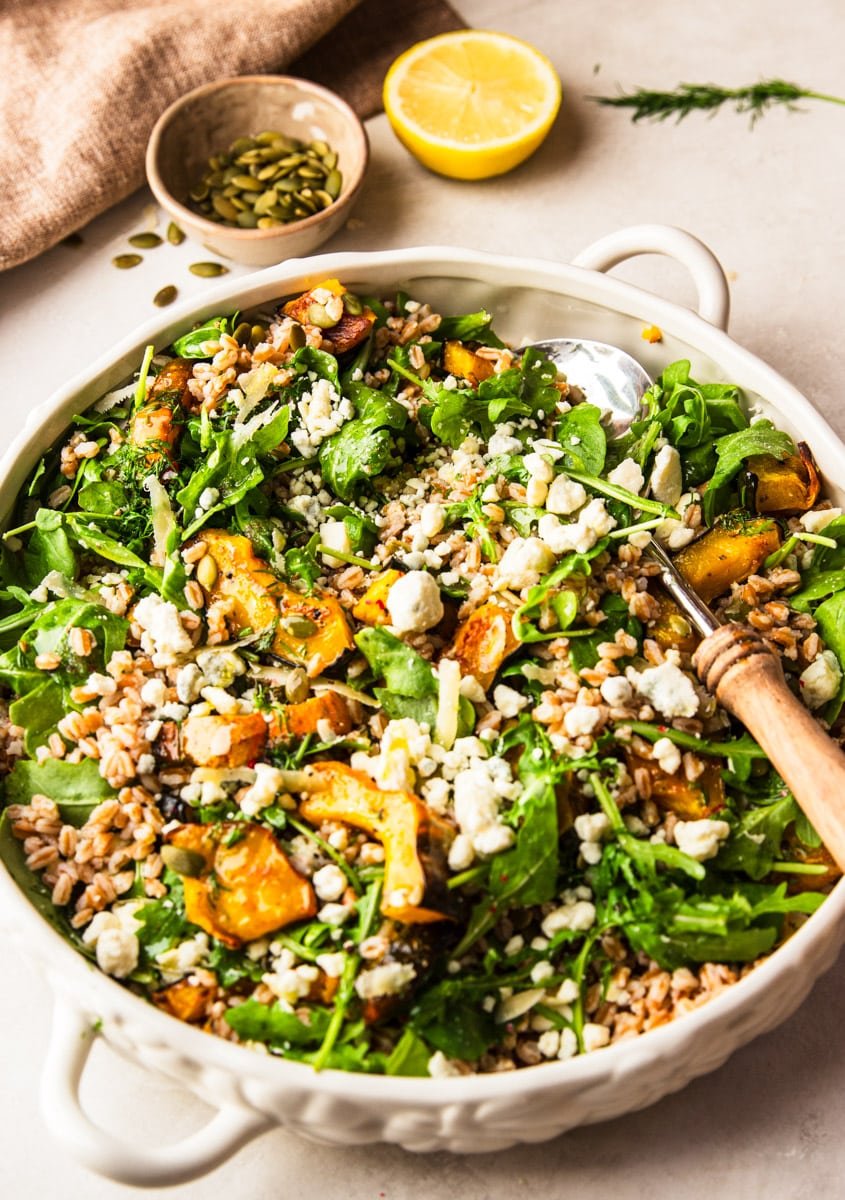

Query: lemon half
[383,30,562,181]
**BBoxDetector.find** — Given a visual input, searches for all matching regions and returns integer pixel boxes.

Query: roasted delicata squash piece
[152,977,217,1024]
[625,751,725,820]
[194,530,354,676]
[649,592,699,656]
[267,690,353,741]
[182,712,268,768]
[298,761,454,924]
[351,569,403,626]
[130,360,195,464]
[282,277,377,355]
[442,340,496,387]
[164,822,316,947]
[748,442,821,516]
[449,601,520,690]
[674,513,781,603]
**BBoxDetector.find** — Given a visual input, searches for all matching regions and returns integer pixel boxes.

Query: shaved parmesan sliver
[311,679,382,708]
[435,658,462,750]
[145,475,175,568]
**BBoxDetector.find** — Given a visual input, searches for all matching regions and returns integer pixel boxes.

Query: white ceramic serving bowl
[2,226,844,1188]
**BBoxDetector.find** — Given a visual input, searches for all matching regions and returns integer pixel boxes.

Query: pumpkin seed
[161,845,206,878]
[250,324,266,346]
[232,321,253,344]
[189,261,229,277]
[196,554,219,590]
[112,253,143,269]
[231,173,264,192]
[284,667,310,704]
[212,194,239,221]
[231,136,255,156]
[307,301,337,329]
[288,322,306,349]
[166,221,185,245]
[322,150,338,170]
[128,232,162,249]
[281,615,318,638]
[309,140,330,157]
[297,165,325,180]
[314,189,334,208]
[343,292,364,316]
[236,210,260,229]
[257,216,282,229]
[153,284,178,307]
[325,168,342,199]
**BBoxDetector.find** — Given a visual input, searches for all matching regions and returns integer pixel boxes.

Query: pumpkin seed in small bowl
[146,75,368,268]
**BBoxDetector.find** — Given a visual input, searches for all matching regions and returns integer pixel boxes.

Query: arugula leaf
[513,541,608,642]
[9,680,67,754]
[24,509,76,586]
[290,345,340,388]
[226,998,333,1047]
[0,597,128,696]
[384,1028,431,1076]
[4,758,115,825]
[810,590,845,720]
[704,421,795,523]
[355,627,437,699]
[318,385,408,501]
[554,404,607,474]
[325,505,378,555]
[437,309,504,346]
[178,405,291,537]
[283,533,321,591]
[172,316,236,359]
[568,593,642,671]
[409,979,498,1060]
[715,793,799,879]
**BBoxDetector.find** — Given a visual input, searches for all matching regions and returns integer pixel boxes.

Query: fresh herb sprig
[592,79,845,125]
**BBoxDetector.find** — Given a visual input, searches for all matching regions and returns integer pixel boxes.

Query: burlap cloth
[0,0,463,271]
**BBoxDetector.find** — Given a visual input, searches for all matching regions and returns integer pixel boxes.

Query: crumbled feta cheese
[496,537,555,590]
[386,570,444,634]
[556,978,580,1005]
[452,757,519,858]
[525,477,549,507]
[319,519,352,568]
[649,444,683,506]
[538,498,616,556]
[133,594,193,667]
[541,897,596,937]
[419,501,446,538]
[582,1022,611,1052]
[557,1027,579,1059]
[629,657,699,719]
[447,833,475,871]
[523,452,555,483]
[652,735,682,774]
[799,650,842,709]
[136,753,156,777]
[563,704,601,739]
[800,507,843,534]
[82,903,142,979]
[317,902,354,925]
[312,863,347,902]
[315,952,345,978]
[608,457,645,495]
[530,960,555,984]
[674,818,731,861]
[428,1050,463,1078]
[600,676,633,707]
[573,812,610,843]
[156,932,210,983]
[291,378,349,457]
[140,677,168,708]
[537,1029,561,1058]
[545,474,587,516]
[354,717,432,793]
[654,516,695,550]
[493,684,530,718]
[355,961,416,999]
[487,424,523,456]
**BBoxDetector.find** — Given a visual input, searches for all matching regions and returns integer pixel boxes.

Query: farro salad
[2,278,844,1077]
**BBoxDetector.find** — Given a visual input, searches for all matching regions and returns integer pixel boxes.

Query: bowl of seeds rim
[146,74,369,267]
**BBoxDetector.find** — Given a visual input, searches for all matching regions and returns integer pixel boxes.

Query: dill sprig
[591,79,845,124]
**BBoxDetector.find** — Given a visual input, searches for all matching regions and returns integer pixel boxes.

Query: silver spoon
[527,337,719,635]
[526,337,845,872]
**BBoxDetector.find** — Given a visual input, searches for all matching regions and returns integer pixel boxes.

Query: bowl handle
[40,1003,272,1187]
[571,224,731,330]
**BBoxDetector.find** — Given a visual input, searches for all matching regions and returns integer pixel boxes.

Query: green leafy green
[437,309,504,346]
[4,759,115,825]
[318,385,408,501]
[409,979,498,1060]
[554,404,607,474]
[172,316,236,359]
[704,421,795,523]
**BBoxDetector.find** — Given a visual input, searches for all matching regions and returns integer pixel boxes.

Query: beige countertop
[1,1,844,1196]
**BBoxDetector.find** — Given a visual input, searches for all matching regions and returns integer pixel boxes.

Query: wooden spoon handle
[694,623,845,872]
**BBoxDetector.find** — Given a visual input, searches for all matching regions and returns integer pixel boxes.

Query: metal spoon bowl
[525,336,719,636]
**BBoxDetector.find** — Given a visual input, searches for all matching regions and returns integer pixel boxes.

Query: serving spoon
[528,337,845,871]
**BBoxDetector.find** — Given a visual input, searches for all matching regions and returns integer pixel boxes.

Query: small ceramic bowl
[146,75,369,268]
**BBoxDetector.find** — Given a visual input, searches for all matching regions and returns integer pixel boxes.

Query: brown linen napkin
[0,0,463,272]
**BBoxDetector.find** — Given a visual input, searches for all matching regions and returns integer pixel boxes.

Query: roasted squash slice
[267,690,353,741]
[130,360,195,464]
[749,442,821,516]
[298,762,453,925]
[449,601,520,690]
[674,513,781,603]
[442,340,496,387]
[182,711,268,768]
[352,569,402,626]
[283,278,376,355]
[152,978,217,1023]
[626,751,725,819]
[164,822,316,947]
[194,530,354,676]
